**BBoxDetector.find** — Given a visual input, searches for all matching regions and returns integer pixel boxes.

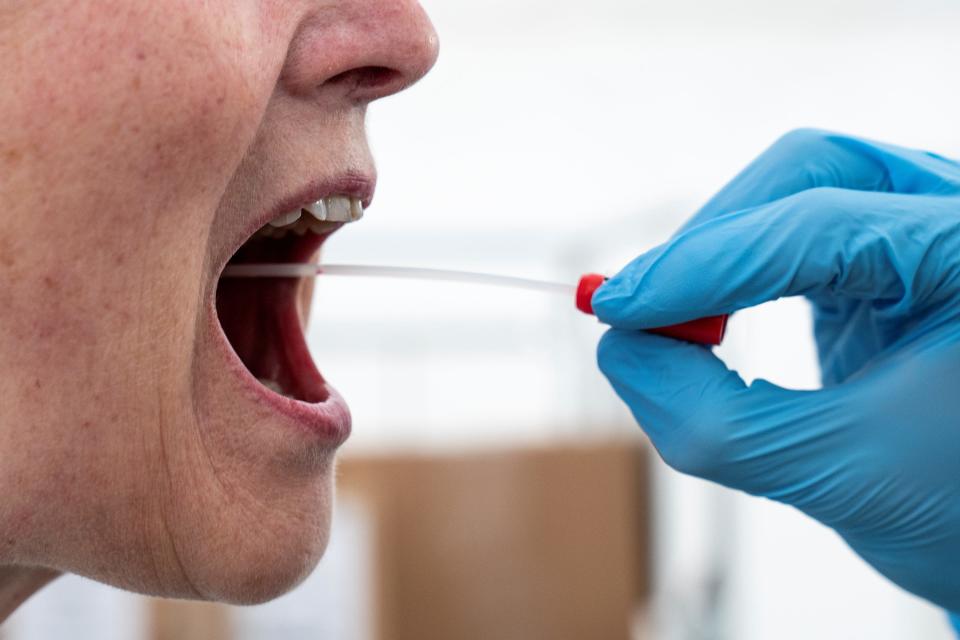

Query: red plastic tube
[576,273,728,346]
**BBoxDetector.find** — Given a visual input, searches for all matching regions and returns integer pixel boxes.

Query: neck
[0,566,59,622]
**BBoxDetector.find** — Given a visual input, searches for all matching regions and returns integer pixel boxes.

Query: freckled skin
[0,0,437,614]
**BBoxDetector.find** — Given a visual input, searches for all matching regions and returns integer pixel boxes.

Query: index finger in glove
[593,189,960,330]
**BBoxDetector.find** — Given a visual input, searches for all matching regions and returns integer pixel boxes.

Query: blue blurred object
[593,129,960,614]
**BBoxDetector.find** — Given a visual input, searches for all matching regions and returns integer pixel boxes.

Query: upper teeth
[304,199,328,221]
[268,209,303,228]
[260,196,363,238]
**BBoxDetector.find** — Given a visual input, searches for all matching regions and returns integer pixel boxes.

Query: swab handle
[575,273,728,346]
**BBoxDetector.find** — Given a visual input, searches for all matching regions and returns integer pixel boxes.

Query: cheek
[13,2,280,216]
[3,1,285,382]
[0,0,284,528]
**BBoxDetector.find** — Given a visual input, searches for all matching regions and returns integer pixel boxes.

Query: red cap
[576,273,607,315]
[576,273,728,346]
[648,315,728,346]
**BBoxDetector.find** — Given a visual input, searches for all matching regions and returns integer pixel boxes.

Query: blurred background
[6,0,960,638]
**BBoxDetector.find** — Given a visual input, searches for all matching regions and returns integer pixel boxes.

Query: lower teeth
[258,378,287,396]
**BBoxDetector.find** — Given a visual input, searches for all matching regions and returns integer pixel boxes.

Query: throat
[216,276,327,403]
[216,228,331,403]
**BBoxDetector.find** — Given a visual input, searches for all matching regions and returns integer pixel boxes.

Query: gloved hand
[593,129,960,613]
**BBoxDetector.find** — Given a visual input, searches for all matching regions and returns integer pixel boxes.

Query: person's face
[0,1,436,602]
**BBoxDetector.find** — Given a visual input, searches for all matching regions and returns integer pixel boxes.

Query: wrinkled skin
[0,0,437,615]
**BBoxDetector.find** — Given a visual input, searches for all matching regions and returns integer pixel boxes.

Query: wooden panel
[338,441,650,640]
[147,599,231,640]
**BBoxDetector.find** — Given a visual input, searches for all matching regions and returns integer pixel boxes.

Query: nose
[281,0,439,105]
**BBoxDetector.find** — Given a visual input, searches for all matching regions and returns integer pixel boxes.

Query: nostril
[325,66,404,100]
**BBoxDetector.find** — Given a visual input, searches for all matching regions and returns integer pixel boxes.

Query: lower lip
[206,297,352,446]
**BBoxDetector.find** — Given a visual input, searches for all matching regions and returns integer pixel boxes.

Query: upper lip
[215,169,377,276]
[269,170,376,227]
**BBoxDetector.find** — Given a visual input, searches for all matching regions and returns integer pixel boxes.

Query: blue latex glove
[593,129,960,613]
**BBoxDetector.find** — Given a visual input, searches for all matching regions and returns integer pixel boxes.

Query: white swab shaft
[220,263,576,296]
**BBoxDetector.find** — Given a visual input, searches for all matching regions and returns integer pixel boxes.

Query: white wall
[313,1,960,637]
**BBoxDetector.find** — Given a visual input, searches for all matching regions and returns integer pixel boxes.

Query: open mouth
[215,196,363,404]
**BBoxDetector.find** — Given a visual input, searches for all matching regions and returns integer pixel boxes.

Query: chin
[162,462,337,606]
[198,518,332,606]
